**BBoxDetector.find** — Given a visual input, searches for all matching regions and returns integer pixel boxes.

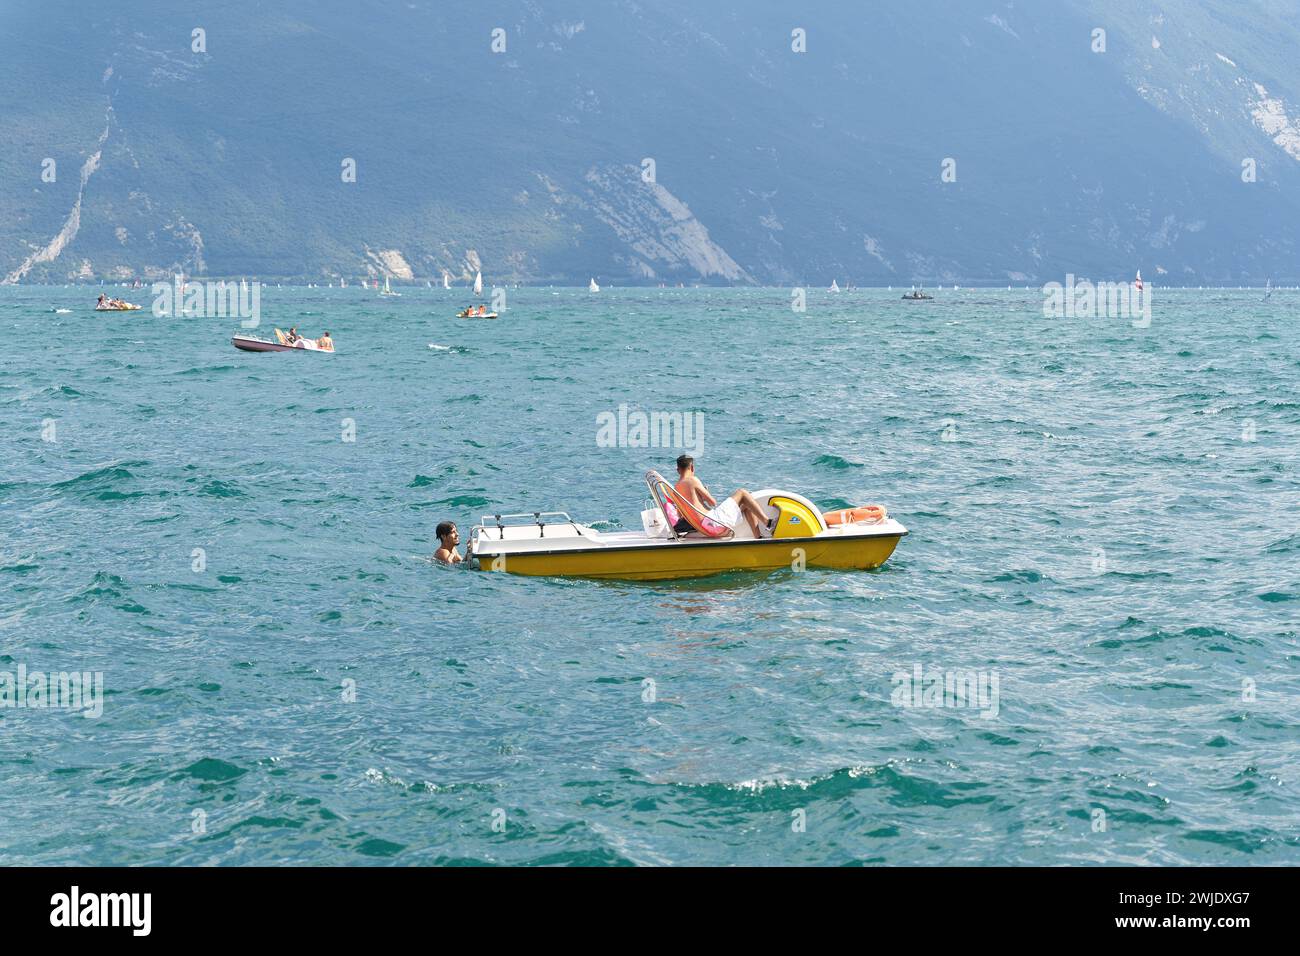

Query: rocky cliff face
[1,0,1297,284]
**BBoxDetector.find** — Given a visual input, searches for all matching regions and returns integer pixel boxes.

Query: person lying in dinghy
[674,455,774,538]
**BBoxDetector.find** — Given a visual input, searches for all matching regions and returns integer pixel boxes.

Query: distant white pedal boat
[380,275,400,296]
[474,271,483,296]
[829,279,840,292]
[589,277,600,292]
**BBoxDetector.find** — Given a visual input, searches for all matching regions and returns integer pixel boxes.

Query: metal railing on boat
[477,511,578,539]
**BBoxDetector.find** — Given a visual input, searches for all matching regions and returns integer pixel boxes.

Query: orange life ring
[823,505,887,526]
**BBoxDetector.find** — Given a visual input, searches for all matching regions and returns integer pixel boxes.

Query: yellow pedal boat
[469,471,907,581]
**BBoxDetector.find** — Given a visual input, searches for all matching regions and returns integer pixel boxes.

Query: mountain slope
[1,0,1296,284]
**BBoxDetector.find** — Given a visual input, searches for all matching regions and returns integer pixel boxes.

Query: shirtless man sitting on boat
[673,454,773,538]
[316,331,334,351]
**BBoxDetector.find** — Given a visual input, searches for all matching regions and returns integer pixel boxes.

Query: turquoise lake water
[2,285,1297,865]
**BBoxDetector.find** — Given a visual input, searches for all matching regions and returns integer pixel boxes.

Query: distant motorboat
[589,277,600,292]
[901,287,933,301]
[233,335,300,352]
[233,330,334,353]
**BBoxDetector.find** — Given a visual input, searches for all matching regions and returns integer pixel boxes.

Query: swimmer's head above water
[434,521,462,564]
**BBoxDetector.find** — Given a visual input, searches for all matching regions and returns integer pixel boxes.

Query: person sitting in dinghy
[673,455,773,539]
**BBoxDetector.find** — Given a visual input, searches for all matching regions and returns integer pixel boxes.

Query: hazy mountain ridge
[0,0,1296,284]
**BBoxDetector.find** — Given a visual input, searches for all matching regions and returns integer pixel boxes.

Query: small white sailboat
[829,279,840,292]
[1264,278,1272,301]
[589,277,600,293]
[473,271,483,296]
[380,275,400,297]
[443,273,451,290]
[177,274,193,314]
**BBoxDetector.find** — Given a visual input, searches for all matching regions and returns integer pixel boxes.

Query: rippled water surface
[2,286,1297,865]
